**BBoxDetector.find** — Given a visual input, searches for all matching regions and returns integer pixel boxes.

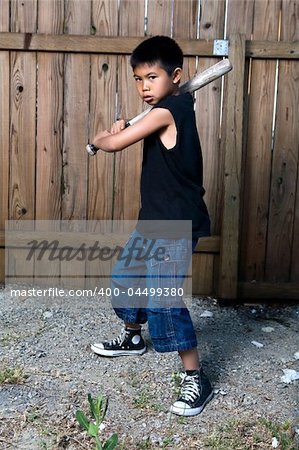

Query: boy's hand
[92,129,111,148]
[92,120,126,148]
[110,119,126,134]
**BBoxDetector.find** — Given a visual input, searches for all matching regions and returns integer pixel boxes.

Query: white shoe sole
[91,344,147,357]
[170,391,214,416]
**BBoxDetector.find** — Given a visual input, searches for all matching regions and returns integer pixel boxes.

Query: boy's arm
[92,107,173,153]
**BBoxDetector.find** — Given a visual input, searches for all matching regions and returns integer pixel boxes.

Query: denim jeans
[111,229,198,353]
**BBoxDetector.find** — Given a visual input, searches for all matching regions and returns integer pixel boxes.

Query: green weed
[204,418,296,450]
[133,388,164,413]
[0,367,27,384]
[76,393,118,450]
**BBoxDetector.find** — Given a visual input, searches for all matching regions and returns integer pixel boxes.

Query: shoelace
[179,372,200,402]
[109,328,129,346]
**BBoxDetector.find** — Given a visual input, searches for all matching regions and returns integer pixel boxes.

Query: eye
[134,76,142,82]
[149,75,157,80]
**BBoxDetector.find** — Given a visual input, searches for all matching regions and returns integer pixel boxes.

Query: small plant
[132,388,164,413]
[76,393,118,450]
[0,367,27,384]
[171,371,181,396]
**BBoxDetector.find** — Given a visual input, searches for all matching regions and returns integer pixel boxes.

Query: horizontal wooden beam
[195,236,220,253]
[0,33,298,59]
[0,230,220,253]
[239,282,299,300]
[0,33,216,56]
[246,40,299,59]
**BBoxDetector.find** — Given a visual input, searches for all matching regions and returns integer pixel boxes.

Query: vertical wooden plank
[218,0,254,298]
[147,0,173,35]
[36,1,64,220]
[226,0,254,37]
[34,0,64,286]
[219,33,246,300]
[60,0,91,288]
[113,0,145,220]
[63,0,90,221]
[196,0,225,296]
[192,253,214,295]
[87,0,119,288]
[240,0,281,283]
[0,0,10,283]
[88,0,118,220]
[10,0,37,221]
[9,0,37,284]
[197,0,225,235]
[265,1,299,282]
[289,3,299,281]
[173,0,198,83]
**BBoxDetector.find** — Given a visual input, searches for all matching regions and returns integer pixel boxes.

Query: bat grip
[86,121,131,156]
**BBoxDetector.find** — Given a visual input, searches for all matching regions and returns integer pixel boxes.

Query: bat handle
[86,143,99,155]
[86,121,131,156]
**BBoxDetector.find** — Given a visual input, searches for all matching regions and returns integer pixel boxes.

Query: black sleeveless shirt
[137,93,210,240]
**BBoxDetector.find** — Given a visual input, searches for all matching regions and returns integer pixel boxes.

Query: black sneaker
[170,368,213,416]
[91,327,146,357]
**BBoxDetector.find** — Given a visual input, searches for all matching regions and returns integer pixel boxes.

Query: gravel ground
[0,285,299,449]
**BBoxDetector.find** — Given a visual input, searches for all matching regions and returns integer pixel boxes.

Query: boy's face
[133,63,181,105]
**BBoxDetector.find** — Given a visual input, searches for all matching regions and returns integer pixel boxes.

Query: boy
[90,36,213,417]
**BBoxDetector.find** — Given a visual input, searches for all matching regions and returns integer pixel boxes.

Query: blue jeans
[111,229,198,353]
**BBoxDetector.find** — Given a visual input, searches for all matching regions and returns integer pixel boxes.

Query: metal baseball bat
[86,59,232,156]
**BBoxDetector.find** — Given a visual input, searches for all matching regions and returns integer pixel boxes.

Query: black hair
[130,36,183,76]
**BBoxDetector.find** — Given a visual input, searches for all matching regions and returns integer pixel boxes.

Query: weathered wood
[147,0,172,36]
[173,0,198,84]
[1,1,298,298]
[36,1,64,220]
[0,1,9,31]
[9,6,37,222]
[219,34,246,299]
[195,0,225,297]
[8,0,37,284]
[246,40,299,59]
[113,0,145,220]
[36,53,63,219]
[240,0,281,282]
[265,0,299,282]
[0,0,10,282]
[1,32,299,59]
[34,1,64,286]
[61,0,91,288]
[87,0,119,288]
[226,0,255,38]
[197,0,225,236]
[239,282,299,300]
[283,1,299,282]
[88,0,118,221]
[62,0,90,221]
[192,254,215,295]
[0,33,215,55]
[219,0,255,299]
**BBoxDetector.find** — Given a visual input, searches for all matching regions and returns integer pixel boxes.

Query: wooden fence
[0,0,298,300]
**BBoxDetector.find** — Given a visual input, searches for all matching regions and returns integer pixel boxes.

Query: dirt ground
[0,285,298,449]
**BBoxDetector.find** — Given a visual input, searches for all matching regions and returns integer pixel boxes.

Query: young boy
[90,36,213,417]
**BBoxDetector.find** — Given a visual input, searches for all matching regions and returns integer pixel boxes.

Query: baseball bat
[87,58,232,155]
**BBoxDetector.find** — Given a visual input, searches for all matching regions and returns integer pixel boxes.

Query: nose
[142,80,149,91]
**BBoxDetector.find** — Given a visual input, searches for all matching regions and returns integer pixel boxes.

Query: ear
[172,67,183,84]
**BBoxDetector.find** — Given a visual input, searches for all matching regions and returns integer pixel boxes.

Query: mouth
[143,96,154,103]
